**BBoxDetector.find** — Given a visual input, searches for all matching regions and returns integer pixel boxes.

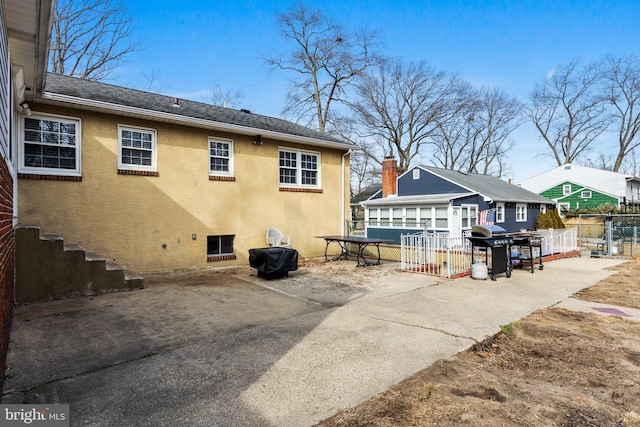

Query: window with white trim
[435,207,448,228]
[581,190,592,198]
[496,203,505,223]
[379,208,390,226]
[118,125,157,171]
[559,203,570,215]
[392,208,403,226]
[461,205,477,228]
[563,184,571,195]
[209,138,233,176]
[516,203,527,222]
[406,208,417,227]
[278,148,320,188]
[368,208,378,226]
[207,235,234,256]
[419,206,432,228]
[19,113,81,176]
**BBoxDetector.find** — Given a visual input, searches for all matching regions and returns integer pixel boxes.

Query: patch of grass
[500,321,519,335]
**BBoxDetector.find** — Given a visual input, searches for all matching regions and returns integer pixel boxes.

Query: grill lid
[471,224,507,237]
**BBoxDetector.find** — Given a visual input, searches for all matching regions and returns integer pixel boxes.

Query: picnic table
[315,235,394,267]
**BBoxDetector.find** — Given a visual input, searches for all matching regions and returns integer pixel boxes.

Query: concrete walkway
[2,256,627,426]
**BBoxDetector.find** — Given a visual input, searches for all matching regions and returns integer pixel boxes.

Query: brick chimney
[382,157,397,198]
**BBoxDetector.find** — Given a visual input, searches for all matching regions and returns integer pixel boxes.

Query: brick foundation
[0,158,14,394]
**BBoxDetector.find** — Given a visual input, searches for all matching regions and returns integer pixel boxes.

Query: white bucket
[471,262,488,280]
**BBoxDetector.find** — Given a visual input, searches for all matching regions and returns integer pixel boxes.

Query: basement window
[207,235,236,262]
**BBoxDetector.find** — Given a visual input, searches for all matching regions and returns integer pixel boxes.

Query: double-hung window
[461,205,477,228]
[279,148,320,189]
[435,207,448,228]
[496,203,505,223]
[516,203,527,222]
[19,113,81,176]
[209,138,233,177]
[118,125,156,172]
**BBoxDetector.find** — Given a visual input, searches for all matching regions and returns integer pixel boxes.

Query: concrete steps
[15,225,144,304]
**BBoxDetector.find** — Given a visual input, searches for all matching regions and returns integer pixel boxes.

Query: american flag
[478,209,496,225]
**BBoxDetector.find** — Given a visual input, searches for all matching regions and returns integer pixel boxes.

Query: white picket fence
[400,228,578,278]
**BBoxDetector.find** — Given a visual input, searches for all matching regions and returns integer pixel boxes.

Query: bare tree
[603,54,640,172]
[431,87,522,177]
[263,2,378,133]
[204,84,245,109]
[50,0,141,80]
[528,59,611,166]
[351,59,460,174]
[430,82,479,171]
[142,70,167,93]
[468,87,524,176]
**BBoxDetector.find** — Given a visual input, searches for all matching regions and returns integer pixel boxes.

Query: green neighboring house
[540,181,619,213]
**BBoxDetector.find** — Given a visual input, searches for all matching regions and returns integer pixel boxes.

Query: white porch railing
[400,232,472,278]
[537,228,578,255]
[400,228,578,278]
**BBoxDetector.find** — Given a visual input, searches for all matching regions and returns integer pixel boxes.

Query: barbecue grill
[510,232,544,272]
[467,225,514,280]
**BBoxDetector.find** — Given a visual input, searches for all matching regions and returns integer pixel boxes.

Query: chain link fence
[566,214,640,258]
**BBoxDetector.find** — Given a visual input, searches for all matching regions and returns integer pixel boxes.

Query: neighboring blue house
[359,161,556,244]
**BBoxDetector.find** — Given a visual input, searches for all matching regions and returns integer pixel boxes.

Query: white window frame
[419,206,433,228]
[460,205,478,229]
[563,184,571,196]
[434,206,448,229]
[392,207,403,227]
[496,203,505,223]
[278,147,321,189]
[367,208,378,226]
[581,190,592,199]
[516,203,527,222]
[208,137,233,177]
[405,207,417,227]
[118,125,157,172]
[19,112,82,176]
[558,203,570,216]
[379,208,390,226]
[207,234,235,256]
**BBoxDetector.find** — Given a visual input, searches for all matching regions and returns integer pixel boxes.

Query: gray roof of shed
[418,166,554,204]
[40,73,354,149]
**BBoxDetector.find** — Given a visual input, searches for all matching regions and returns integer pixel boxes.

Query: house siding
[540,181,619,210]
[398,167,468,196]
[519,163,639,208]
[18,103,350,273]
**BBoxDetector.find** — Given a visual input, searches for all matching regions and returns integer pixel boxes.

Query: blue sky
[112,0,640,182]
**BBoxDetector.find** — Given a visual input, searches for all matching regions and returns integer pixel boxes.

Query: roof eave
[360,193,475,206]
[35,0,56,97]
[40,91,358,151]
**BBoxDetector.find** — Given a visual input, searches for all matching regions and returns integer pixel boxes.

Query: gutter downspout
[341,150,352,235]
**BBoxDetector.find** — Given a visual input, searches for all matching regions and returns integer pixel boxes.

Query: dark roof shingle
[43,73,352,147]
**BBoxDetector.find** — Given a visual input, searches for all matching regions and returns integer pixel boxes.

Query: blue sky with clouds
[112,0,640,182]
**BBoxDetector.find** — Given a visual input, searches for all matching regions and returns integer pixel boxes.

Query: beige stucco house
[18,73,354,273]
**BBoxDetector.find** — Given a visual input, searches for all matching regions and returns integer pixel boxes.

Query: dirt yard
[316,261,640,427]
